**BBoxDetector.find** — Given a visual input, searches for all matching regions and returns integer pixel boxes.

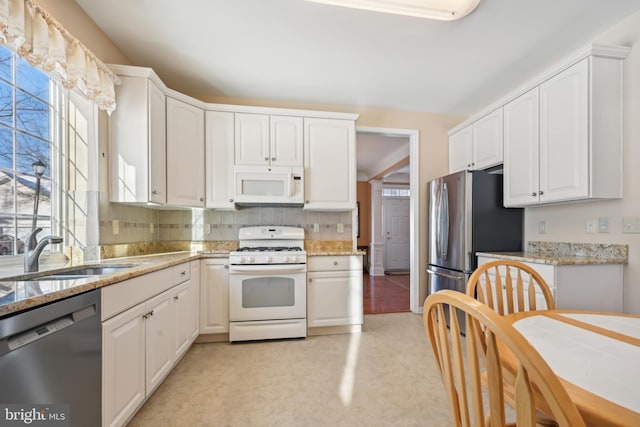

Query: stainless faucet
[24,228,63,273]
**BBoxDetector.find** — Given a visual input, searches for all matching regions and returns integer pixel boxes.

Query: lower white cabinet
[102,262,198,427]
[477,256,624,312]
[199,258,229,335]
[307,255,363,330]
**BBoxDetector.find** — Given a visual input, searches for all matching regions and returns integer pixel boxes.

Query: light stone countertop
[477,241,629,266]
[0,251,228,318]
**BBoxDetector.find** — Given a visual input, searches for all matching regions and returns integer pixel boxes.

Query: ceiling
[75,0,640,177]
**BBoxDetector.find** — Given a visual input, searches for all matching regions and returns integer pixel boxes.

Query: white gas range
[228,226,307,342]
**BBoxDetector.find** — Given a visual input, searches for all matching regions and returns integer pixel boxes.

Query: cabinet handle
[264,157,269,161]
[200,197,204,202]
[224,265,229,269]
[174,295,180,301]
[149,310,154,317]
[539,190,544,196]
[272,157,276,161]
[531,192,537,196]
[180,270,186,276]
[229,198,234,202]
[152,190,158,195]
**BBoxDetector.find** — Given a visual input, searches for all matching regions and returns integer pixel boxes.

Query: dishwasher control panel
[8,316,74,350]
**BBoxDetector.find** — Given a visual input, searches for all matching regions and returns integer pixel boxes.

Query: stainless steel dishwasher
[0,289,101,427]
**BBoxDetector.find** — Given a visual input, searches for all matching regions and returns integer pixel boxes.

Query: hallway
[363,272,410,314]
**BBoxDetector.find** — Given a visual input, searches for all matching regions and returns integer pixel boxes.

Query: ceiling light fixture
[306,0,480,20]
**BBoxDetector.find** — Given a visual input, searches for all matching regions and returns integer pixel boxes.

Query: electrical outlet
[586,219,596,234]
[598,217,609,233]
[337,223,344,233]
[623,217,640,233]
[313,224,319,233]
[112,220,119,235]
[205,224,211,234]
[538,220,546,234]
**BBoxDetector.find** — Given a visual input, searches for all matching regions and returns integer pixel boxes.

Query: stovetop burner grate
[236,246,303,252]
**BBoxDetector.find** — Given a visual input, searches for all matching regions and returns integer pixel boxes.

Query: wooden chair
[466,260,555,316]
[467,261,557,426]
[423,290,585,427]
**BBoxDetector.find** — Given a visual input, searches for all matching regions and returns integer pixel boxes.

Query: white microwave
[234,165,304,206]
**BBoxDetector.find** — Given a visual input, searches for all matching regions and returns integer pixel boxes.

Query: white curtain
[0,0,119,113]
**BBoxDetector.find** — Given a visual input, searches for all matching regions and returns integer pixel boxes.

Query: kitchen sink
[2,264,143,282]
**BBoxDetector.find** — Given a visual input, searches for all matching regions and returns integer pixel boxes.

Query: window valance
[0,0,120,113]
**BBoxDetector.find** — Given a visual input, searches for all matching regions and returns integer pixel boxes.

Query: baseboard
[307,324,362,336]
[195,333,229,343]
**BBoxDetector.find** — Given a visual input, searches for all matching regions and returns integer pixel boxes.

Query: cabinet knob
[272,157,276,161]
[264,157,269,161]
[224,265,229,269]
[180,270,186,276]
[308,278,313,283]
[152,190,158,195]
[229,198,234,202]
[305,200,309,204]
[539,190,544,196]
[174,295,180,301]
[334,261,338,266]
[531,192,537,196]
[200,197,204,202]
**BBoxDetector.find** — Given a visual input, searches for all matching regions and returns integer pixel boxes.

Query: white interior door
[383,197,410,271]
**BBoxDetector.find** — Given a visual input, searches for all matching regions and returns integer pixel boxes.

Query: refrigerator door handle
[427,267,463,281]
[437,183,449,258]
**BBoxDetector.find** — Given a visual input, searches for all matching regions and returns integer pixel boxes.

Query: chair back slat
[424,291,586,427]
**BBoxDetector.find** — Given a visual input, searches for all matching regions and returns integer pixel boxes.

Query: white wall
[524,10,640,314]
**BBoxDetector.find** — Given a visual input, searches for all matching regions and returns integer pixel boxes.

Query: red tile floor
[362,272,411,314]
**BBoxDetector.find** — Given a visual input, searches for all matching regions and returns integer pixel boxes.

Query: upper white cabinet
[108,68,166,205]
[235,113,303,167]
[166,96,206,207]
[449,108,503,173]
[205,111,236,210]
[303,118,356,210]
[504,55,624,206]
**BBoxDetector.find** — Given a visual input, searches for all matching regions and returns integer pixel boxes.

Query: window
[0,45,59,257]
[382,187,410,197]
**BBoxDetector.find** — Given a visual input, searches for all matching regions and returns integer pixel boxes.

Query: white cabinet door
[448,125,472,173]
[200,259,229,334]
[144,289,175,395]
[189,260,201,341]
[270,115,303,166]
[308,269,363,327]
[504,88,540,207]
[102,302,146,427]
[235,113,270,166]
[166,97,205,207]
[205,111,236,209]
[109,76,166,204]
[172,281,191,360]
[473,108,503,170]
[539,58,589,203]
[304,118,356,210]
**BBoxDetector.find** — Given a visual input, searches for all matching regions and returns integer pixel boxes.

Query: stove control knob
[283,256,291,262]
[247,256,255,263]
[265,256,271,263]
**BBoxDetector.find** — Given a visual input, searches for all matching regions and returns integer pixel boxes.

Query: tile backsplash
[100,203,353,244]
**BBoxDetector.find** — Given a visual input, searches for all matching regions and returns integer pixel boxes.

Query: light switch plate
[586,219,596,234]
[313,224,319,232]
[623,217,640,233]
[337,223,344,233]
[205,224,211,234]
[598,217,609,233]
[149,223,154,234]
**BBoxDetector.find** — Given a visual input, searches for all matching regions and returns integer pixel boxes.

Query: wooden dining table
[502,310,640,427]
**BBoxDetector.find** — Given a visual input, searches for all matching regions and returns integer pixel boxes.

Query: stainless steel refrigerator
[426,169,523,333]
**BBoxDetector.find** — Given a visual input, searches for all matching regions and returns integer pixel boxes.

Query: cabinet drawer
[173,263,191,284]
[308,256,362,271]
[102,268,173,321]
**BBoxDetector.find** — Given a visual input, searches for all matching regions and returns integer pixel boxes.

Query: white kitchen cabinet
[448,108,503,173]
[102,302,146,427]
[477,256,624,312]
[102,262,198,427]
[307,256,363,332]
[144,288,175,395]
[504,55,623,207]
[303,118,356,210]
[205,111,236,209]
[108,68,166,205]
[173,261,199,361]
[166,96,206,207]
[199,258,229,335]
[235,113,303,167]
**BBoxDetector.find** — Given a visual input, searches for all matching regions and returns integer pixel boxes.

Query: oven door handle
[229,264,307,274]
